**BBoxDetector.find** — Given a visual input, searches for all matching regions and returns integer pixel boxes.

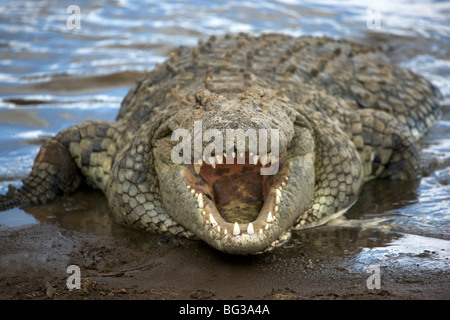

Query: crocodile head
[152,87,315,254]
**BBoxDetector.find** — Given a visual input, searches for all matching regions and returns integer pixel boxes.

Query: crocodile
[0,33,442,254]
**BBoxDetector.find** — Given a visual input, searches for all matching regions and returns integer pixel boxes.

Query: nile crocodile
[0,33,442,254]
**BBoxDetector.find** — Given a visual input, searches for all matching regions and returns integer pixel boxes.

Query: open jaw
[179,151,305,254]
[153,128,315,254]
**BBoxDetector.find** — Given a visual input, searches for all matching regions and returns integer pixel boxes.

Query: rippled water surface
[0,0,449,275]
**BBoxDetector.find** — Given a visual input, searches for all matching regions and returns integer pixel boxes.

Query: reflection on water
[355,233,450,271]
[21,185,162,251]
[0,0,449,268]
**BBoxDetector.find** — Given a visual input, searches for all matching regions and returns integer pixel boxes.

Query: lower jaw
[184,160,293,254]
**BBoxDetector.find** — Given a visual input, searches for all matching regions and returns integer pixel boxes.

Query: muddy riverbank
[1,187,448,300]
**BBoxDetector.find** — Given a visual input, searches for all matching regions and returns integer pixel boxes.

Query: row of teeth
[193,152,278,173]
[186,175,288,236]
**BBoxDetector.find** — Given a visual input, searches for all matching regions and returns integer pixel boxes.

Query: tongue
[201,164,264,223]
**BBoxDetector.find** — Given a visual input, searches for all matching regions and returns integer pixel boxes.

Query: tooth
[190,189,196,194]
[276,195,280,204]
[252,155,259,165]
[216,154,223,164]
[233,222,240,235]
[217,225,221,232]
[232,151,236,159]
[198,193,203,208]
[209,213,217,226]
[260,154,268,166]
[202,210,206,216]
[224,228,228,235]
[281,182,286,187]
[275,205,279,212]
[267,211,273,222]
[187,185,191,190]
[247,222,254,235]
[276,189,282,197]
[207,156,216,168]
[259,228,263,235]
[194,164,201,174]
[265,223,269,230]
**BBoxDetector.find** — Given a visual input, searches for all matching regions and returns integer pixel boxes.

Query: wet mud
[0,185,448,300]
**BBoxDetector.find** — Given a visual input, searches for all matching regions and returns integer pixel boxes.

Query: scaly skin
[0,34,442,254]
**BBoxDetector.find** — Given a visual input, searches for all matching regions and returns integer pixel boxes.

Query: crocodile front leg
[294,111,365,228]
[0,137,81,210]
[355,109,419,181]
[293,105,420,229]
[0,121,121,210]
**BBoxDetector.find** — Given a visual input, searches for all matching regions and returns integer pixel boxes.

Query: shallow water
[0,0,449,284]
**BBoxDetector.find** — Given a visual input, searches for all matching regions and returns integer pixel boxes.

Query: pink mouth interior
[186,159,276,223]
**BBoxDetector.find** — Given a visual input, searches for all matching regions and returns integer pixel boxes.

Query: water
[0,0,449,273]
